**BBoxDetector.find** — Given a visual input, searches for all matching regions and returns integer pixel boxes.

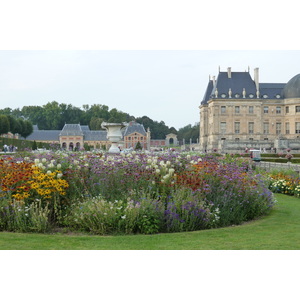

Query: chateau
[199,67,300,153]
[26,121,176,150]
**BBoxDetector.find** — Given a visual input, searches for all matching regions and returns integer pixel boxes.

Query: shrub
[0,199,52,233]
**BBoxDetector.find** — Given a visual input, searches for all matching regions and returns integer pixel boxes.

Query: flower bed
[0,151,275,234]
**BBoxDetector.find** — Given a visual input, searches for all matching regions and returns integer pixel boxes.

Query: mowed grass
[0,193,299,250]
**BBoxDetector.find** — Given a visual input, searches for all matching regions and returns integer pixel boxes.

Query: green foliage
[177,123,199,143]
[0,200,52,233]
[0,115,10,135]
[135,141,143,150]
[32,140,38,150]
[0,137,50,151]
[84,143,91,151]
[2,101,193,140]
[66,194,165,235]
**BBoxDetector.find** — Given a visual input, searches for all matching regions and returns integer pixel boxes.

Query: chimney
[212,76,216,87]
[254,68,259,91]
[227,67,232,78]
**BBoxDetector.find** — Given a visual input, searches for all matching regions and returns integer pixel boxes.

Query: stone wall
[255,161,300,173]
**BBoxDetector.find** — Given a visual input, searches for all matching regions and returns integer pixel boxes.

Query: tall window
[296,106,300,113]
[248,122,254,134]
[276,106,281,114]
[234,122,240,134]
[221,106,226,114]
[263,123,269,134]
[286,122,290,134]
[276,122,281,134]
[249,106,254,114]
[296,122,300,133]
[220,122,226,134]
[286,106,289,113]
[264,106,269,114]
[235,106,240,114]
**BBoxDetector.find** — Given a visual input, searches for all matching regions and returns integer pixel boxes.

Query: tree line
[0,101,199,142]
[0,114,33,139]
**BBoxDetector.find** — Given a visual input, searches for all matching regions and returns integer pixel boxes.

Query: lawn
[0,193,299,250]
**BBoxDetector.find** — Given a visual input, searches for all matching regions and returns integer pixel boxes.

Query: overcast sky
[1,50,300,130]
[1,1,300,130]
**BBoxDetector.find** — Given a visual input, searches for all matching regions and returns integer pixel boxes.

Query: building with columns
[199,67,300,153]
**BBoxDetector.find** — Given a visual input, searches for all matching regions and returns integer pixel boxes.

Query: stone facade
[199,68,300,153]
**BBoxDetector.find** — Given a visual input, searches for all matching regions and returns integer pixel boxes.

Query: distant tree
[0,115,10,135]
[90,117,104,130]
[19,119,33,139]
[7,115,20,134]
[177,123,199,143]
[169,127,178,134]
[135,141,143,151]
[32,140,38,150]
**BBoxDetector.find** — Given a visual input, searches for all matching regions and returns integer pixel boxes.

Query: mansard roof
[201,68,286,105]
[59,124,83,136]
[123,121,146,136]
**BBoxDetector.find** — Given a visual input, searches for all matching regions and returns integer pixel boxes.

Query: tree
[177,123,199,143]
[7,115,20,134]
[135,141,143,151]
[18,119,33,139]
[0,115,10,135]
[90,117,104,130]
[32,140,38,150]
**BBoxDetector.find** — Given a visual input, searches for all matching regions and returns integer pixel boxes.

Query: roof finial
[214,88,218,98]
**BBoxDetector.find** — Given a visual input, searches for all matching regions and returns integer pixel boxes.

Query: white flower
[57,164,61,169]
[168,168,175,175]
[34,158,40,164]
[57,173,63,179]
[42,158,47,163]
[47,170,52,175]
[155,169,160,174]
[121,215,126,219]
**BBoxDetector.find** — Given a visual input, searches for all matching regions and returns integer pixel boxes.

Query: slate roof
[201,70,286,105]
[25,122,147,142]
[84,131,108,141]
[26,130,61,141]
[260,83,285,99]
[123,121,146,136]
[59,124,83,136]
